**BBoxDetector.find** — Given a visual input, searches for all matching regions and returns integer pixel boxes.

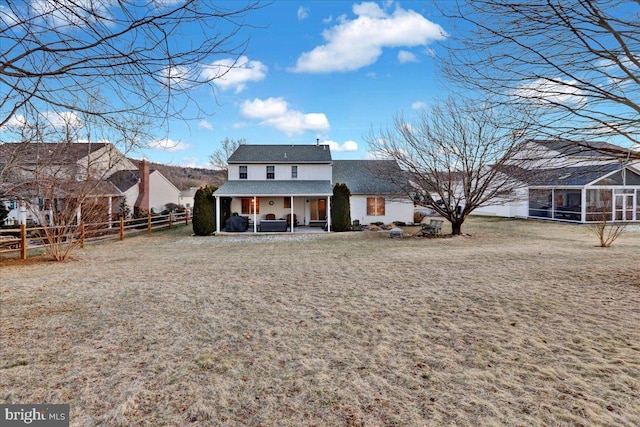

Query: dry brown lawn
[1,217,639,426]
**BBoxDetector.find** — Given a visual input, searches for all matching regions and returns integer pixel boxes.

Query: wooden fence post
[185,210,189,225]
[119,218,124,241]
[20,224,27,260]
[147,213,152,236]
[169,212,173,230]
[80,222,85,249]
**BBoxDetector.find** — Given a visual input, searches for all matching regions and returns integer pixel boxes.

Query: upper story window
[291,165,298,179]
[266,165,275,180]
[239,165,247,179]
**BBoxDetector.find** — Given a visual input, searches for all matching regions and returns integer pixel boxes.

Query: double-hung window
[291,165,298,179]
[367,197,385,216]
[239,165,247,179]
[266,165,275,180]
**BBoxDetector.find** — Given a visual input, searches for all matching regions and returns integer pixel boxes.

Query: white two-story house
[212,144,414,232]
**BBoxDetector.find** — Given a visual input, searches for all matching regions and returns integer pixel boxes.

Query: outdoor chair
[418,219,444,237]
[286,213,298,227]
[265,213,276,220]
[352,219,363,231]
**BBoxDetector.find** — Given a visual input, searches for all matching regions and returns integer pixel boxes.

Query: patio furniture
[265,213,276,220]
[286,213,298,227]
[352,219,363,231]
[417,219,444,237]
[389,227,404,238]
[259,219,288,232]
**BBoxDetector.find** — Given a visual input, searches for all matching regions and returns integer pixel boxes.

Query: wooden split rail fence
[0,211,191,259]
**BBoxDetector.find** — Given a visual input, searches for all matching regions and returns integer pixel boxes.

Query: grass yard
[1,217,639,426]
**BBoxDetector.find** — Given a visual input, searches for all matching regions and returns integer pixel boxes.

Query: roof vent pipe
[316,138,319,146]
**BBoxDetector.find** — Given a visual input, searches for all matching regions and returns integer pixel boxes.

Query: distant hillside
[129,159,226,190]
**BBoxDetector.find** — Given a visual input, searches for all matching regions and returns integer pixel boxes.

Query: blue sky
[144,1,448,167]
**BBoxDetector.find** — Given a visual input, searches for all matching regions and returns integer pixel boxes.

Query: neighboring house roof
[180,187,199,198]
[0,142,111,164]
[213,180,333,196]
[528,140,629,159]
[521,164,623,186]
[332,160,408,195]
[107,170,139,192]
[228,144,332,163]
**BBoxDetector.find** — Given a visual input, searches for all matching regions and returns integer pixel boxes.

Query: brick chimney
[134,159,150,214]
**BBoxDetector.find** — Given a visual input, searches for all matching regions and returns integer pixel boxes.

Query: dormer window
[266,165,275,180]
[239,165,247,179]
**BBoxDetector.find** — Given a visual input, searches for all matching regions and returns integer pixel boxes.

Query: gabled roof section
[523,164,623,186]
[107,169,139,192]
[528,140,629,159]
[332,160,408,195]
[228,144,332,163]
[0,142,111,164]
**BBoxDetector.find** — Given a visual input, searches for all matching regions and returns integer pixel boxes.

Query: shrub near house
[192,186,216,236]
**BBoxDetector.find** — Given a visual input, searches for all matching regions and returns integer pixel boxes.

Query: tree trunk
[451,221,463,235]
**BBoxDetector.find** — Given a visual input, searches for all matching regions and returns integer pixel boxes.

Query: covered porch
[213,181,333,233]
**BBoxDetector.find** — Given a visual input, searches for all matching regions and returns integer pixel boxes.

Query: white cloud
[1,114,27,129]
[398,50,418,64]
[42,111,83,129]
[31,0,111,28]
[514,78,585,106]
[297,6,309,21]
[324,139,358,152]
[202,55,267,93]
[198,120,213,131]
[147,138,189,152]
[180,157,203,168]
[240,97,330,136]
[161,65,195,89]
[411,101,426,110]
[292,2,446,73]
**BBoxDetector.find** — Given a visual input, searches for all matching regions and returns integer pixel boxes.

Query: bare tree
[1,0,264,134]
[209,137,247,174]
[587,190,626,247]
[368,97,530,235]
[0,104,143,261]
[440,0,640,157]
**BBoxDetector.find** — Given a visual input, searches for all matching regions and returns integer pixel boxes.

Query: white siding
[350,195,414,225]
[148,171,180,213]
[228,163,332,181]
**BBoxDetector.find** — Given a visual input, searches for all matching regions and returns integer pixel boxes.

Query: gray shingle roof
[530,140,628,158]
[525,164,623,186]
[213,180,333,196]
[332,160,408,194]
[0,142,110,164]
[228,144,332,163]
[107,170,139,192]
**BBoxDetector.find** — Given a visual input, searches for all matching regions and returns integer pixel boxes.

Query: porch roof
[213,180,333,197]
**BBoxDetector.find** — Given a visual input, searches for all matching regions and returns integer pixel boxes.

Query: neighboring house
[332,160,413,225]
[1,142,180,224]
[475,140,640,222]
[0,142,135,225]
[111,160,181,214]
[179,187,199,210]
[212,144,413,232]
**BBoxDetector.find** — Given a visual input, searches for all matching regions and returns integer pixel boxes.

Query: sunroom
[527,165,640,223]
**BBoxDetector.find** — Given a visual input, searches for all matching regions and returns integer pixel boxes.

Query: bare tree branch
[439,0,640,155]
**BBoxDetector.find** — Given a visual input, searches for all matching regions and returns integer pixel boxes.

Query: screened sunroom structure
[527,165,640,223]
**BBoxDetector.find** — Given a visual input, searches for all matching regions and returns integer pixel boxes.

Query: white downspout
[290,195,294,233]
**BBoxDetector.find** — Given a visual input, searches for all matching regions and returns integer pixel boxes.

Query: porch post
[290,195,294,233]
[253,196,257,233]
[215,196,220,233]
[108,196,113,228]
[581,188,587,223]
[326,195,331,232]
